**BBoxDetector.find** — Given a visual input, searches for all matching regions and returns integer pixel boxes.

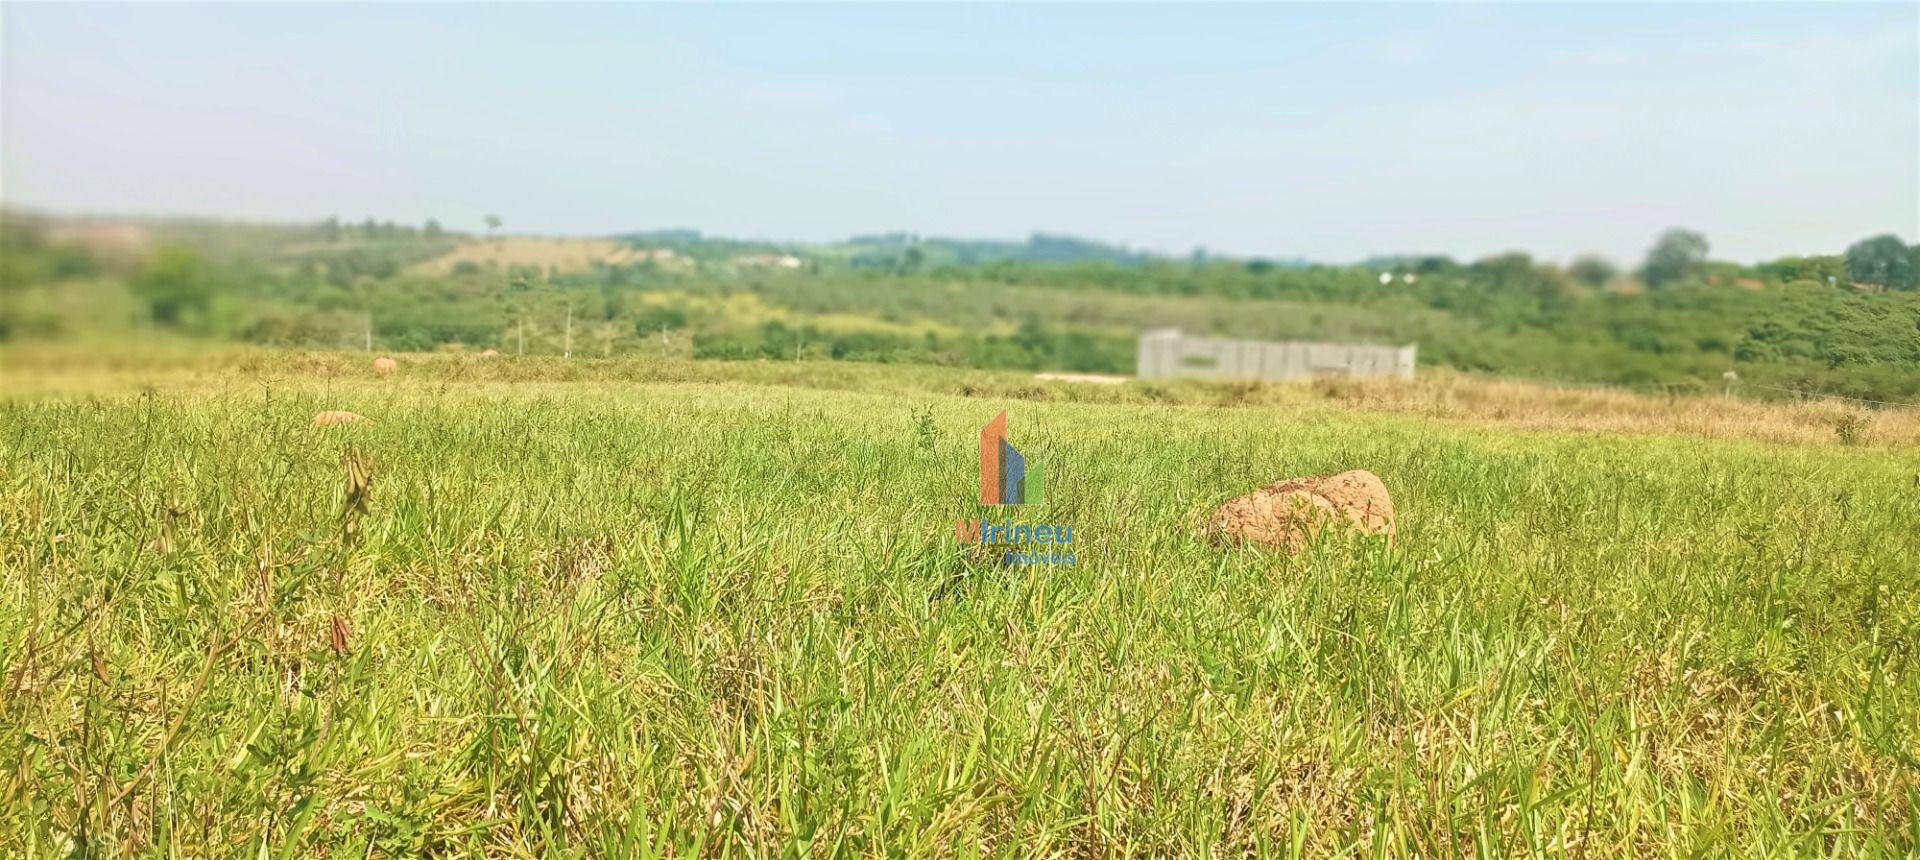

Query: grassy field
[3,345,1917,856]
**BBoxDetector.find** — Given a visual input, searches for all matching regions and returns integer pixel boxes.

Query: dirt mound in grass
[1209,469,1395,553]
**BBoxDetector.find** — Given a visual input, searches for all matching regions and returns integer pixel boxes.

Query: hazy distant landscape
[6,211,1918,402]
[5,206,1919,856]
[4,1,1917,855]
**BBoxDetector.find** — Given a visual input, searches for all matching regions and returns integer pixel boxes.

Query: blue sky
[3,2,1914,263]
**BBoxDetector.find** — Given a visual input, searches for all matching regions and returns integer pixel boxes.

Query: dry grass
[2,342,1917,854]
[409,236,685,275]
[1302,372,1920,448]
[6,340,1917,449]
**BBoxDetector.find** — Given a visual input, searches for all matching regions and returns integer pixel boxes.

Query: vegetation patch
[1,349,1916,853]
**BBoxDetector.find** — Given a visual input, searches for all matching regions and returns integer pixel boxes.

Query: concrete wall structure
[1136,329,1416,381]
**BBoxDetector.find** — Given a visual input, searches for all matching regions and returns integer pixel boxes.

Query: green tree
[1757,254,1845,286]
[133,245,213,326]
[1567,254,1617,287]
[633,303,687,334]
[423,219,443,238]
[600,281,626,320]
[484,214,503,238]
[1472,252,1537,285]
[1641,228,1709,288]
[1844,234,1915,290]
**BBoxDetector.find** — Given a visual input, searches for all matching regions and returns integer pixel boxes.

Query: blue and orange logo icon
[978,410,1042,505]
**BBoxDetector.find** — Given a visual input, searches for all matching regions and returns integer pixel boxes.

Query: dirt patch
[411,237,684,276]
[1034,372,1130,385]
[1209,469,1395,553]
[45,222,152,261]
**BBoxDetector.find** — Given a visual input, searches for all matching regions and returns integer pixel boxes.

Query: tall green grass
[2,356,1916,855]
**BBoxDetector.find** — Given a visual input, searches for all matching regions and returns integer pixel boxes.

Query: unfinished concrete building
[1136,328,1416,381]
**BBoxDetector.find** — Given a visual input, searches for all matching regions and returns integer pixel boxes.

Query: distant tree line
[5,212,1916,402]
[314,216,455,243]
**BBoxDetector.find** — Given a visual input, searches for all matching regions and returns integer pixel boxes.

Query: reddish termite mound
[1209,469,1395,553]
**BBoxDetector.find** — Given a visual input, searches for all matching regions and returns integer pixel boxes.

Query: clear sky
[3,2,1914,263]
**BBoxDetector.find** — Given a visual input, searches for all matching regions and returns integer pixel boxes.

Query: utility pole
[518,318,525,355]
[564,303,573,358]
[364,312,372,352]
